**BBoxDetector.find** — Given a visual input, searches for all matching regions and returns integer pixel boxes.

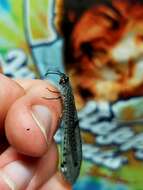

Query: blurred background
[1,0,143,189]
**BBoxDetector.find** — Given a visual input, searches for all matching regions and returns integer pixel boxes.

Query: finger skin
[0,75,63,189]
[0,74,25,130]
[5,81,62,157]
[40,172,72,190]
[0,147,20,168]
[0,177,11,190]
[0,142,59,190]
[26,141,58,190]
[0,74,62,157]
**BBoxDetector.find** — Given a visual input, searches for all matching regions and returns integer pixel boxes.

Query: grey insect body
[44,71,82,185]
[60,76,82,184]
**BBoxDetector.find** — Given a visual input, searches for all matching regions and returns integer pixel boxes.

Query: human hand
[0,74,71,190]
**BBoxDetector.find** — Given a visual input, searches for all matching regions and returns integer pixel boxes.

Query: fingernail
[0,171,17,190]
[0,160,34,190]
[31,105,52,144]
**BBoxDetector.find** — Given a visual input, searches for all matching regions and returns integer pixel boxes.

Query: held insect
[44,70,82,185]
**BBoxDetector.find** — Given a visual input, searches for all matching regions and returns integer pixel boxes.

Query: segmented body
[44,71,82,185]
[59,76,82,185]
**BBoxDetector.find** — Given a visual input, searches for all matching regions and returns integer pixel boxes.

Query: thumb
[5,79,62,157]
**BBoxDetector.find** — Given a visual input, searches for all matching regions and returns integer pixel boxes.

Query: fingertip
[5,100,50,157]
[5,82,62,157]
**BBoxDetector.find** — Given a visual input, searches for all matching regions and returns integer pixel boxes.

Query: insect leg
[42,96,62,100]
[45,70,63,77]
[46,87,60,94]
